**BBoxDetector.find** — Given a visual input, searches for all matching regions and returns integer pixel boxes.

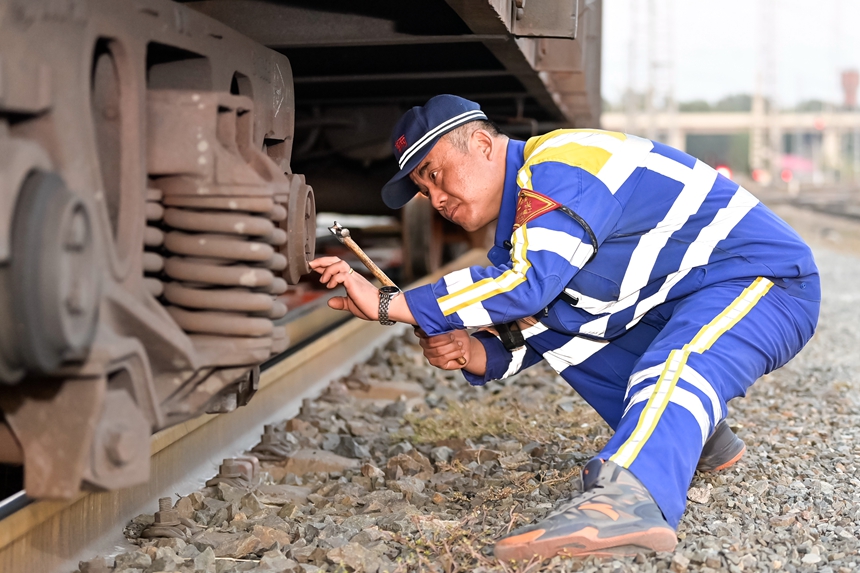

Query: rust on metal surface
[205,455,261,488]
[0,250,489,573]
[250,423,296,461]
[0,0,314,498]
[140,497,201,541]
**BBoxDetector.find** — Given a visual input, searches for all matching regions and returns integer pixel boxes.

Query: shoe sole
[494,525,678,561]
[698,443,746,473]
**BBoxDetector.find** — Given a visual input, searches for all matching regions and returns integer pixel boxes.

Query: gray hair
[442,119,501,153]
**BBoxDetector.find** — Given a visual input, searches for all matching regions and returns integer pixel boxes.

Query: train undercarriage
[0,0,601,499]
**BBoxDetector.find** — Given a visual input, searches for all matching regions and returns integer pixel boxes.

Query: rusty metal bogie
[0,0,314,498]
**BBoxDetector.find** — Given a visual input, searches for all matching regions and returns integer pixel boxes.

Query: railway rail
[0,249,487,573]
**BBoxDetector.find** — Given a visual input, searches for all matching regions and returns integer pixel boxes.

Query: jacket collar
[487,139,525,266]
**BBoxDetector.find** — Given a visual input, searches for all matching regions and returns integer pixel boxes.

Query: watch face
[380,286,401,295]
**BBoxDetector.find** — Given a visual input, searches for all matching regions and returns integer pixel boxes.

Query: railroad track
[0,250,486,573]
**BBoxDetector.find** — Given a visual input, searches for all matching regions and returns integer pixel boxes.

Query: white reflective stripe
[443,267,475,294]
[501,346,527,379]
[531,130,625,156]
[678,186,759,270]
[625,364,721,422]
[398,110,487,168]
[526,227,591,266]
[668,386,711,445]
[438,269,523,314]
[562,288,617,314]
[543,336,608,372]
[682,364,723,423]
[622,383,710,446]
[618,160,717,299]
[579,314,611,338]
[442,268,492,326]
[611,347,685,467]
[626,268,691,330]
[522,321,548,338]
[595,135,654,194]
[624,363,665,399]
[454,301,493,328]
[643,152,693,184]
[624,184,759,331]
[495,319,548,379]
[623,385,654,416]
[687,278,772,354]
[437,225,529,314]
[517,170,529,186]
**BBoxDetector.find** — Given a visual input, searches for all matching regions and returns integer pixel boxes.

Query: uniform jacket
[403,130,819,382]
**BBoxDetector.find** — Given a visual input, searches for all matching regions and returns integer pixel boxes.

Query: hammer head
[328,221,351,243]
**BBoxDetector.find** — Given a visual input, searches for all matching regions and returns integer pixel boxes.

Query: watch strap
[378,288,399,325]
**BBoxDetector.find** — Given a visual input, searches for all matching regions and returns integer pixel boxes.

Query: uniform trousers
[527,276,819,527]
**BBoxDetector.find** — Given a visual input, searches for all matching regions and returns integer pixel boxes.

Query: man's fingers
[423,341,461,357]
[420,334,461,349]
[419,340,459,355]
[327,296,349,311]
[318,260,352,286]
[310,256,344,270]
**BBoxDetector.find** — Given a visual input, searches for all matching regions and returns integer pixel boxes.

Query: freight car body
[0,0,601,500]
[0,0,315,498]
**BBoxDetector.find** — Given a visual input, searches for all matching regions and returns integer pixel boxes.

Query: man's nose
[429,188,446,211]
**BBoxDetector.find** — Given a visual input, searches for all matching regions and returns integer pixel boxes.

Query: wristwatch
[378,286,402,326]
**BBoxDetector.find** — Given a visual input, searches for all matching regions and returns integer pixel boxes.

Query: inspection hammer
[328,221,467,366]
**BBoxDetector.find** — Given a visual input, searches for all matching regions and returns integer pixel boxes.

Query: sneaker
[696,420,746,472]
[494,459,677,560]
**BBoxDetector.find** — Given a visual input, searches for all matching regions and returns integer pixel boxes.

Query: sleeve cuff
[404,284,453,336]
[461,331,513,386]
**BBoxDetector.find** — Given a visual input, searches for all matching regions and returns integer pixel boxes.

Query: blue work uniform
[405,130,820,527]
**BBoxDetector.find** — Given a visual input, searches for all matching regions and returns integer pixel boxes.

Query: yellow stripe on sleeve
[437,225,532,316]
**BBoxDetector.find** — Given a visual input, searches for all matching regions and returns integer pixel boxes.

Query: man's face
[408,131,505,232]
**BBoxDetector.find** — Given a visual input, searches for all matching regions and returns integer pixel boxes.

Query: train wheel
[9,171,100,374]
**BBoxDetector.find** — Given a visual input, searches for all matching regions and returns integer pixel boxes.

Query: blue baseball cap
[381,95,487,209]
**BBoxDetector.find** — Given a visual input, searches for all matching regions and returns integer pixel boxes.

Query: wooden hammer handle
[338,229,467,367]
[340,235,397,288]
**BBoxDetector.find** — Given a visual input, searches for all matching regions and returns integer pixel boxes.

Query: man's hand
[310,256,379,320]
[416,329,487,375]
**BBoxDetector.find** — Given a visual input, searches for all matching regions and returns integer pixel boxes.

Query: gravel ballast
[76,205,860,573]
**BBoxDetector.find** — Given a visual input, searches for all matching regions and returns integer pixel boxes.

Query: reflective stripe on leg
[610,277,773,468]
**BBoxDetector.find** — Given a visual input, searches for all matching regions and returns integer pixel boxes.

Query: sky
[601,0,860,108]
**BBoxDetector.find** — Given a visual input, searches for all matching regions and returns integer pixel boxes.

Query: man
[310,95,819,559]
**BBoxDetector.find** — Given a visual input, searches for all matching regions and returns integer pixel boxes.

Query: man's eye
[430,171,437,182]
[419,189,430,198]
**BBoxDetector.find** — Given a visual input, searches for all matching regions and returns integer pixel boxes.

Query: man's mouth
[446,205,458,222]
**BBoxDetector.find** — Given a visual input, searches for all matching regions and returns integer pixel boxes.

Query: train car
[0,0,601,499]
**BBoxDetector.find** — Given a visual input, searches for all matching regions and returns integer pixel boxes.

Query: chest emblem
[514,189,561,229]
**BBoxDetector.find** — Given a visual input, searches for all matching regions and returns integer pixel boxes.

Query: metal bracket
[512,0,579,39]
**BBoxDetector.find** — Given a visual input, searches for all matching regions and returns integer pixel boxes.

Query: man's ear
[471,129,494,160]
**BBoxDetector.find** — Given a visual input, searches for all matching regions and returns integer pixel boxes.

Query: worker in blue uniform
[310,95,820,560]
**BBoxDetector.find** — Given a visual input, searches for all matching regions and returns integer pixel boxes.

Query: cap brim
[381,168,419,209]
[381,135,440,209]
